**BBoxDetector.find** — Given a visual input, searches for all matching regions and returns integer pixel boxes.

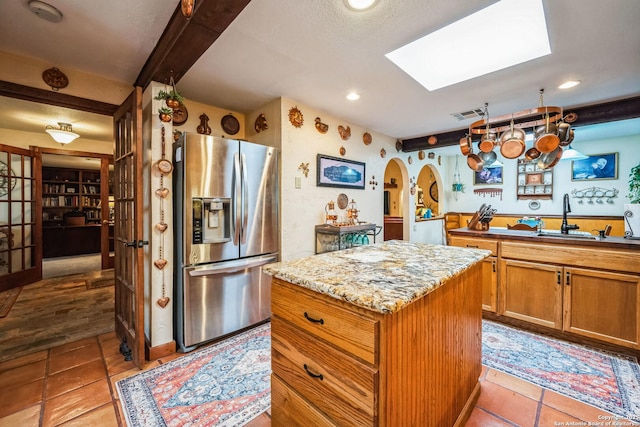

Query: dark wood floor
[0,270,115,364]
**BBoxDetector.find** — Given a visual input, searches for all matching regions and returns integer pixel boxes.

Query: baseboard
[146,339,176,361]
[454,381,481,427]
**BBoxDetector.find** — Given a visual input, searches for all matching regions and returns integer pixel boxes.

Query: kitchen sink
[537,231,597,240]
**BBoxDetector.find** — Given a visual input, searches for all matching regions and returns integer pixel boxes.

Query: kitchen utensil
[459,135,472,156]
[537,146,563,170]
[479,132,497,153]
[478,150,497,166]
[499,121,526,159]
[466,153,484,171]
[558,122,571,145]
[525,147,541,160]
[534,113,560,153]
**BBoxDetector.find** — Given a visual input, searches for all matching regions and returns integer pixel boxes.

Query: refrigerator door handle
[241,152,249,244]
[188,255,277,276]
[233,152,241,245]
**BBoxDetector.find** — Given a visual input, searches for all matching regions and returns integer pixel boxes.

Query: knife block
[467,211,490,231]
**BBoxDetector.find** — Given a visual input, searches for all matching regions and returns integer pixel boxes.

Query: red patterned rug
[117,323,270,426]
[483,320,640,422]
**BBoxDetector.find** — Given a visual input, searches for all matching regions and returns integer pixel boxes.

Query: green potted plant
[158,107,174,123]
[624,162,640,238]
[154,89,185,110]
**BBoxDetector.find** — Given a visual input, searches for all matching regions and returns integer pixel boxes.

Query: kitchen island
[264,240,491,426]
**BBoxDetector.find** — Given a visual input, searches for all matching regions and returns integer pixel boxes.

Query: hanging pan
[534,111,560,153]
[459,134,472,156]
[500,120,525,159]
[537,146,563,170]
[479,131,497,153]
[466,153,484,171]
[478,150,497,166]
[525,147,541,161]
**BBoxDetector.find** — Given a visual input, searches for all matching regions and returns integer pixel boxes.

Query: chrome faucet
[561,193,579,234]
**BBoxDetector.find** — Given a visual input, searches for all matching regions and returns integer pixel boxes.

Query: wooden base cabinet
[500,259,563,329]
[564,267,638,348]
[270,266,483,427]
[482,256,498,313]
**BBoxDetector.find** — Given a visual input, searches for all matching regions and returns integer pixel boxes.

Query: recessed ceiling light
[346,92,360,101]
[385,0,551,91]
[558,80,581,89]
[345,0,377,11]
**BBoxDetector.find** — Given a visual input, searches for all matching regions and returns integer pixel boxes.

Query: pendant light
[561,145,588,161]
[45,122,79,144]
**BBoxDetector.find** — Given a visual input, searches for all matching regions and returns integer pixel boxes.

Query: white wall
[444,131,640,218]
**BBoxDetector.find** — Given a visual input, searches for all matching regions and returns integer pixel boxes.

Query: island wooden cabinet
[449,236,498,312]
[270,264,483,427]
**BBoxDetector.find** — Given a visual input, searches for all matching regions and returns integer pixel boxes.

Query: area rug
[117,322,271,427]
[0,287,21,318]
[482,320,640,421]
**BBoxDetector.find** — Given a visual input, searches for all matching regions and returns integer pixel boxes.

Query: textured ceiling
[1,0,639,143]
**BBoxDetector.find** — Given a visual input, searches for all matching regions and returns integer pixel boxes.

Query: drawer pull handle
[466,244,479,248]
[304,312,324,325]
[304,364,324,380]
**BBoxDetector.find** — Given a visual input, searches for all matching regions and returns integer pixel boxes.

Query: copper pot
[537,146,563,170]
[479,132,497,153]
[499,125,525,159]
[534,121,560,153]
[525,147,541,160]
[466,153,484,171]
[459,135,472,156]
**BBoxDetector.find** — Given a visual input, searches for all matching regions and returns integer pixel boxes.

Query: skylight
[385,0,551,91]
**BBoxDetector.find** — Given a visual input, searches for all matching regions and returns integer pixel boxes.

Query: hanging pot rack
[469,106,564,136]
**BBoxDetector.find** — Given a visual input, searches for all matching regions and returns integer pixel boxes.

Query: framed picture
[571,152,618,181]
[316,154,366,189]
[474,165,503,185]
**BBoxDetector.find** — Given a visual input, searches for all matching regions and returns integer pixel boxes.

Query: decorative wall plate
[418,151,425,160]
[254,113,268,133]
[408,156,413,164]
[528,200,541,210]
[363,132,372,145]
[427,135,438,145]
[380,148,386,158]
[395,140,403,152]
[221,114,240,135]
[172,102,188,126]
[339,146,346,156]
[181,0,194,17]
[289,106,303,128]
[42,67,68,91]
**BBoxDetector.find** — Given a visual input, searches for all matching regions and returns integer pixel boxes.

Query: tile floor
[0,330,622,427]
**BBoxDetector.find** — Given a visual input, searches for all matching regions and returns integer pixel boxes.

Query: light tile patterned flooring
[0,275,623,426]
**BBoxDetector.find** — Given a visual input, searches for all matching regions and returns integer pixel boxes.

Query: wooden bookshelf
[42,167,104,225]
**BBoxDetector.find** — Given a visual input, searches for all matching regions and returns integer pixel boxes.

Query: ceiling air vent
[451,108,485,121]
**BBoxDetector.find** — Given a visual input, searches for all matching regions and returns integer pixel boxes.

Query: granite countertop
[264,240,490,314]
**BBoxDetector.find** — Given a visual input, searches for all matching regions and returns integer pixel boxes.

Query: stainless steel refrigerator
[173,133,278,352]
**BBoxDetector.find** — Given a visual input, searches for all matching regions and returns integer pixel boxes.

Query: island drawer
[271,375,337,427]
[271,278,379,365]
[271,316,377,426]
[449,236,498,255]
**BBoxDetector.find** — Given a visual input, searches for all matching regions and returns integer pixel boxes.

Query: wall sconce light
[45,122,79,144]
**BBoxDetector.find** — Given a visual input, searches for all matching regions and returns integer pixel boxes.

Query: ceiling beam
[135,0,251,88]
[401,95,640,152]
[0,80,118,116]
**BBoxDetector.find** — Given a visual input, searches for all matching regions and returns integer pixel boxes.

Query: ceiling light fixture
[385,0,551,90]
[46,122,79,144]
[28,0,63,23]
[558,80,581,90]
[346,92,360,101]
[345,0,377,10]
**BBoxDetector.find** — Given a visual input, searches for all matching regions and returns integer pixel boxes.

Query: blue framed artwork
[571,152,618,181]
[316,154,366,189]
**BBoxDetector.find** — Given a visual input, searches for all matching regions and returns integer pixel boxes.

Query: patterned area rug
[117,322,271,427]
[0,287,21,318]
[483,320,640,421]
